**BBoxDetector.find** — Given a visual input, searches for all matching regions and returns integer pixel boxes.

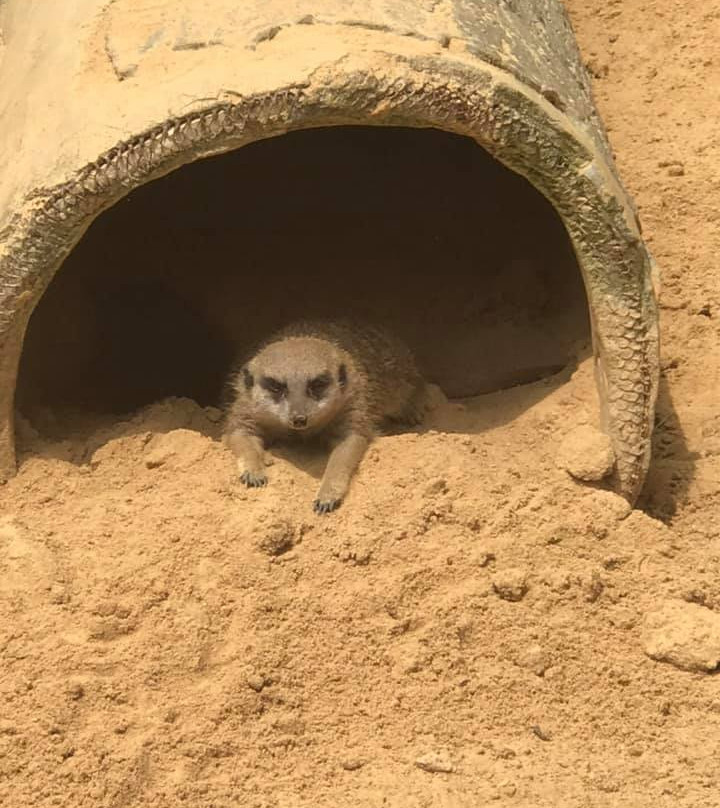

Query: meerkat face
[242,338,349,432]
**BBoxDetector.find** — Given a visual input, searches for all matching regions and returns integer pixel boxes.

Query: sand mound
[2,350,719,807]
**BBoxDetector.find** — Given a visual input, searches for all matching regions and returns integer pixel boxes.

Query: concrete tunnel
[0,0,659,501]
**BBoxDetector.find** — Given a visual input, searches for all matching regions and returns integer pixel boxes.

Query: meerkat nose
[291,415,308,429]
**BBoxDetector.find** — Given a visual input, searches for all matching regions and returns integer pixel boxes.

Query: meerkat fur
[223,319,429,514]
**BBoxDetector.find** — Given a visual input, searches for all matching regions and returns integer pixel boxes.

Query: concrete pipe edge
[0,52,659,502]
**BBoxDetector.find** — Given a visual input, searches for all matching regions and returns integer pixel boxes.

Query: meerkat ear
[242,367,254,390]
[338,363,347,388]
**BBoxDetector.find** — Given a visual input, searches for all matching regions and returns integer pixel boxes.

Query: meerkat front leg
[225,428,267,488]
[314,432,370,514]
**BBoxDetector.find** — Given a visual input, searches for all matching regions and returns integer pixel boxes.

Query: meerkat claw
[313,498,342,515]
[240,471,268,488]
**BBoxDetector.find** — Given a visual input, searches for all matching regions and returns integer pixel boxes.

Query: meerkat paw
[401,405,425,427]
[313,496,343,515]
[395,382,434,427]
[240,470,268,488]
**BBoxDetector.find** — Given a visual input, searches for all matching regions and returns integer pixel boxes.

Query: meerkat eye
[307,373,331,400]
[337,364,347,388]
[260,376,287,399]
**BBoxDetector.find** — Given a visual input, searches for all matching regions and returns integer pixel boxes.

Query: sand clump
[2,1,720,805]
[643,600,720,673]
[491,568,529,602]
[556,424,615,482]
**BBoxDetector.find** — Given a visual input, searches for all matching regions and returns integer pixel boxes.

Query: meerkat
[223,319,430,514]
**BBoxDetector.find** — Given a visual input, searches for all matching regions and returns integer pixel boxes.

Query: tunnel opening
[16,125,590,430]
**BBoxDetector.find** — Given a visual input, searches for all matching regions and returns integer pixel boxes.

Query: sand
[2,1,720,805]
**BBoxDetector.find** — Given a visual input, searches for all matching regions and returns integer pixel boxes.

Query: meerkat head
[241,337,349,432]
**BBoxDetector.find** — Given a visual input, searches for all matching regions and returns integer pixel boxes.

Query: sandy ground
[2,1,720,806]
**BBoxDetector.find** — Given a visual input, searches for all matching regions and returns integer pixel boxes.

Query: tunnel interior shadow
[16,125,590,450]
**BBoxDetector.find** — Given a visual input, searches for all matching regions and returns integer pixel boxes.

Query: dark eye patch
[260,376,287,399]
[307,372,331,400]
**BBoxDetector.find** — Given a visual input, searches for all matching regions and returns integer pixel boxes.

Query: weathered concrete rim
[0,52,659,500]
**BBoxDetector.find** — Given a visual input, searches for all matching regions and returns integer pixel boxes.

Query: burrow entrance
[16,125,590,423]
